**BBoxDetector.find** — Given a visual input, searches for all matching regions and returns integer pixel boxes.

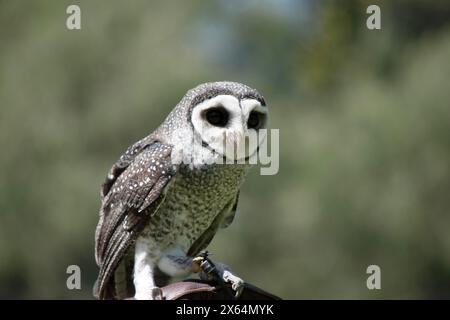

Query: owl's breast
[140,164,250,253]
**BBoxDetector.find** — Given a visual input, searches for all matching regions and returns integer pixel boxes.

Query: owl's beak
[223,127,246,160]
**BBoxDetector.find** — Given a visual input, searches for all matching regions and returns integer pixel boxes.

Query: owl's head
[163,82,268,166]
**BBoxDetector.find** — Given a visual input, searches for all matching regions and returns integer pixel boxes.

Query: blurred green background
[1,0,450,299]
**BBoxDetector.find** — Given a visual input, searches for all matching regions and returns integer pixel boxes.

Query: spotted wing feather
[94,141,176,299]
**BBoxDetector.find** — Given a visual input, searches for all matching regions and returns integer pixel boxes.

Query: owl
[94,81,268,300]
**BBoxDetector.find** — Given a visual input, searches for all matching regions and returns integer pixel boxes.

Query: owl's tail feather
[92,275,117,300]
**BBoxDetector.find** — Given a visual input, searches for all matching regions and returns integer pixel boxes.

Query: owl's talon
[223,270,245,298]
[150,287,164,300]
[135,287,164,300]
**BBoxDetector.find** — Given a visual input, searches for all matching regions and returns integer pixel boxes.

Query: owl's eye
[247,111,264,129]
[205,107,229,127]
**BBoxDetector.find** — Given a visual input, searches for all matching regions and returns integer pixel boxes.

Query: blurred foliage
[0,0,449,299]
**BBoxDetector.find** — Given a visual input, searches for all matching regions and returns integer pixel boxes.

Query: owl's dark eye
[205,107,229,127]
[247,111,264,129]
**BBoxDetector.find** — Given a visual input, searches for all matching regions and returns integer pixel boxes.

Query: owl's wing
[94,141,176,299]
[220,191,239,229]
[100,137,153,200]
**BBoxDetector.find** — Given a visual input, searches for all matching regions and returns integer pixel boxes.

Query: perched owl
[94,82,268,300]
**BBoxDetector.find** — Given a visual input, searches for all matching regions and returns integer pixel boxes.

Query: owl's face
[191,94,268,162]
[163,82,267,167]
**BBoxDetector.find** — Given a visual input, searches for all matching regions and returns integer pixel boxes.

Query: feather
[94,141,177,299]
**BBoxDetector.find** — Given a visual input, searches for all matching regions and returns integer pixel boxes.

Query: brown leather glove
[158,279,281,300]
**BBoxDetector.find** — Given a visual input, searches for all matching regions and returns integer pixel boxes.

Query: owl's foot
[222,270,245,298]
[195,255,245,298]
[134,287,164,300]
